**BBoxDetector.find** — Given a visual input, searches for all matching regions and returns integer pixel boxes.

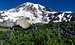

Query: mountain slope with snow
[0,2,74,28]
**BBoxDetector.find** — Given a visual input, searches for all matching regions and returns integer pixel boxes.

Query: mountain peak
[17,2,45,11]
[0,2,74,29]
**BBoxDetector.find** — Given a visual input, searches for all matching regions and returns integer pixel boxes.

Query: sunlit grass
[0,22,75,45]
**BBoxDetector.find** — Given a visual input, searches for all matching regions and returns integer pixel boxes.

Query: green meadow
[0,22,75,45]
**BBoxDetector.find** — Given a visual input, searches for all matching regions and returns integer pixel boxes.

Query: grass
[0,26,10,32]
[0,22,75,45]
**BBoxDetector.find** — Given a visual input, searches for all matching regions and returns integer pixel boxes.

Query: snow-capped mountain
[0,2,74,28]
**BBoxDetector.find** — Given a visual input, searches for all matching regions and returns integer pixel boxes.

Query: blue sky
[0,0,75,11]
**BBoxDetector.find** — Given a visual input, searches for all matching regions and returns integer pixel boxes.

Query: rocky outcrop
[16,17,32,29]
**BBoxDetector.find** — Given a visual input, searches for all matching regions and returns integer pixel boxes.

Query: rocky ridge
[0,2,74,29]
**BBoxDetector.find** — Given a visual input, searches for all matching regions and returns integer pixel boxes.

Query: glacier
[0,2,74,29]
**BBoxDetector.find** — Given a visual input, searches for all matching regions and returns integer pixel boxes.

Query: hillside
[0,2,74,29]
[0,22,74,45]
[0,2,75,45]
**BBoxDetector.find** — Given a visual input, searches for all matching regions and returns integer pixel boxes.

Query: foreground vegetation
[0,22,75,45]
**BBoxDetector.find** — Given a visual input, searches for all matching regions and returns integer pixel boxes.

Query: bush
[1,22,75,45]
